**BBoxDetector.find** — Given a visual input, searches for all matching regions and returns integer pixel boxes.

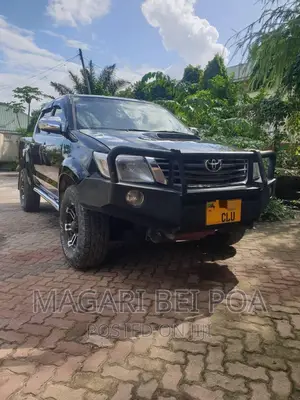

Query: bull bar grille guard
[107,146,276,195]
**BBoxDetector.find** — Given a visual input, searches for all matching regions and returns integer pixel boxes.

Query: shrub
[260,198,295,222]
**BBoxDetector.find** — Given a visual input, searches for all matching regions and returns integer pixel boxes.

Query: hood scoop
[139,132,200,142]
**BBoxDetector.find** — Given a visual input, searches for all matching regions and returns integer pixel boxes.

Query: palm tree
[50,61,128,96]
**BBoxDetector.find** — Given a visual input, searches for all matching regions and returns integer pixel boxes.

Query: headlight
[116,156,154,183]
[253,162,261,181]
[93,152,167,184]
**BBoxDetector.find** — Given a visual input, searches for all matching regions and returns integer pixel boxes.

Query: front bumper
[77,146,276,232]
[78,177,275,231]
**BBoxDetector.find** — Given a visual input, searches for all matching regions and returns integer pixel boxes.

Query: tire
[60,185,110,270]
[19,168,40,212]
[215,227,247,246]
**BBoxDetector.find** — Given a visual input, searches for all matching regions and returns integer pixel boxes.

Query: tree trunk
[27,102,31,132]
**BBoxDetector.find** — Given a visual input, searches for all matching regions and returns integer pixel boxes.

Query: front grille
[156,157,248,188]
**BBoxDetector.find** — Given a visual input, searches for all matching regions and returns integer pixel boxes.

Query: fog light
[126,190,144,207]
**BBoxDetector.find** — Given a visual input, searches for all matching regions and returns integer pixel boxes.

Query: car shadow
[82,241,238,341]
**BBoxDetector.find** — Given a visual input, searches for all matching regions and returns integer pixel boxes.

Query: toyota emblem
[205,159,223,172]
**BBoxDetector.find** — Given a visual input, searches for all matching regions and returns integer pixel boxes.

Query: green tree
[28,109,41,133]
[234,0,300,94]
[117,86,135,98]
[203,55,228,89]
[249,95,290,151]
[12,86,44,130]
[50,61,128,96]
[6,101,25,129]
[209,75,239,104]
[182,65,203,85]
[132,72,177,101]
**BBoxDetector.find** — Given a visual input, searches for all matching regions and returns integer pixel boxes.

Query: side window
[53,106,65,119]
[53,106,67,130]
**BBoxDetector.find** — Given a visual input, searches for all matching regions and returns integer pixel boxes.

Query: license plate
[206,199,242,226]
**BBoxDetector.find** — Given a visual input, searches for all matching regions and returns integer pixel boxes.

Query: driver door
[34,106,65,198]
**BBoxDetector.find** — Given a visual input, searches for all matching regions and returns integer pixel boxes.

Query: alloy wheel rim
[64,204,78,248]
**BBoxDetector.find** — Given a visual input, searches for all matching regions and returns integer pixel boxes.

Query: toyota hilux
[18,95,276,269]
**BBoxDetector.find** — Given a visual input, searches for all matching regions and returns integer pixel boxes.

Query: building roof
[0,102,27,132]
[227,63,251,82]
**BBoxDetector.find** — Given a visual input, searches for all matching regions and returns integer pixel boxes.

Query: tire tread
[20,169,40,212]
[60,185,109,270]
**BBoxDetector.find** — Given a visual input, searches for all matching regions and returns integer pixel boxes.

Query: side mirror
[189,127,199,135]
[38,116,62,134]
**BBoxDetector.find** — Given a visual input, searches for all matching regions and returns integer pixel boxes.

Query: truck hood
[79,129,235,153]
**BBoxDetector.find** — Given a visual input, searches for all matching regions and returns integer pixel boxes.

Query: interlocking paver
[1,359,36,374]
[137,379,158,399]
[108,340,132,363]
[270,371,292,398]
[150,346,185,363]
[23,365,56,394]
[102,365,140,381]
[291,314,300,330]
[225,338,244,361]
[0,370,27,400]
[53,356,84,382]
[288,361,300,389]
[41,384,86,400]
[250,382,271,400]
[185,354,204,382]
[128,355,163,372]
[82,349,108,372]
[275,319,295,338]
[205,371,247,393]
[111,382,133,400]
[162,364,182,390]
[85,392,108,400]
[246,353,287,370]
[41,328,66,349]
[182,384,224,400]
[0,174,300,399]
[133,335,153,354]
[172,340,206,354]
[227,361,268,381]
[244,332,262,353]
[207,345,224,372]
[73,372,116,391]
[55,341,91,356]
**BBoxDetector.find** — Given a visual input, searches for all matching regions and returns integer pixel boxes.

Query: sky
[0,0,263,107]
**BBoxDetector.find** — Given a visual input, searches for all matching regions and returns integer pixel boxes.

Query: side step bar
[33,187,59,211]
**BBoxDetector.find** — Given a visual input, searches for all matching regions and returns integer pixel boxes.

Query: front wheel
[60,185,110,270]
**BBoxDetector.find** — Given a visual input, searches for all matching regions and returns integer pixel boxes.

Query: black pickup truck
[18,95,276,269]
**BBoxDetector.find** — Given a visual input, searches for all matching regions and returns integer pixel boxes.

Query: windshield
[74,96,190,134]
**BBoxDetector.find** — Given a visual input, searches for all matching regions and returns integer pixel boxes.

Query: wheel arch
[59,158,90,202]
[59,170,77,202]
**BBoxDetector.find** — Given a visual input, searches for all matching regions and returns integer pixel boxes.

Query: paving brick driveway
[0,173,300,400]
